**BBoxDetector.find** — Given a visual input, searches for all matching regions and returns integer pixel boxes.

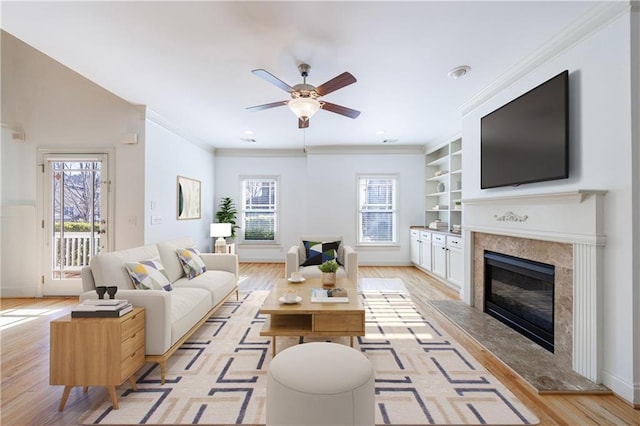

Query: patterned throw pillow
[125,257,173,291]
[176,247,207,279]
[301,240,341,266]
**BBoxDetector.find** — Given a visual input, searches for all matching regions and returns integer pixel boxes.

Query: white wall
[0,31,145,296]
[214,148,424,265]
[144,118,216,251]
[461,12,637,403]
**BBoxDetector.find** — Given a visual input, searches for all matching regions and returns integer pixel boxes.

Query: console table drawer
[121,329,144,362]
[314,313,364,332]
[121,309,145,340]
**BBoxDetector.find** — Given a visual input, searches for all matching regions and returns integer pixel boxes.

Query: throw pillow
[176,247,207,279]
[125,257,173,291]
[301,240,341,266]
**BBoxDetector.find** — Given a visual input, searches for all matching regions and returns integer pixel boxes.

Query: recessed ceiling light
[376,130,385,135]
[448,65,471,79]
[243,130,254,135]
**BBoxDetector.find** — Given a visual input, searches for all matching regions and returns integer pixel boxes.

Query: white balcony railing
[54,232,101,271]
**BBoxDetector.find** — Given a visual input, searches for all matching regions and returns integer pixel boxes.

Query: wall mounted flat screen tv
[481,70,569,189]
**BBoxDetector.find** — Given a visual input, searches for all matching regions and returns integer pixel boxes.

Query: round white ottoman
[266,342,374,426]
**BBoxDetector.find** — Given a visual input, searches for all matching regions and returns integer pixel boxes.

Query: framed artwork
[177,176,201,220]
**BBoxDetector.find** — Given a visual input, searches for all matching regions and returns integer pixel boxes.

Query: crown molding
[460,1,630,116]
[305,144,426,155]
[215,148,306,157]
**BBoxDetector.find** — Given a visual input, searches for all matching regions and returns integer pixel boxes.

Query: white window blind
[358,175,397,245]
[241,177,278,242]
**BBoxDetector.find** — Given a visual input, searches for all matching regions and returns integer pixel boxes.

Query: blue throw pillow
[301,240,340,266]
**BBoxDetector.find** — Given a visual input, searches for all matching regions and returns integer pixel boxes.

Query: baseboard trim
[601,369,636,405]
[0,287,38,298]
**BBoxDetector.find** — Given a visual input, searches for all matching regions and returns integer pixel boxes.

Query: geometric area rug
[80,290,539,425]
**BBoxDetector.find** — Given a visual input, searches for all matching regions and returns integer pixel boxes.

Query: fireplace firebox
[484,251,554,352]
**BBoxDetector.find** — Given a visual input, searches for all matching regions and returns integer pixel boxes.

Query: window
[241,177,278,243]
[358,175,398,245]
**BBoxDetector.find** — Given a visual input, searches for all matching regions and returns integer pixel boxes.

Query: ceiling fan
[246,63,360,129]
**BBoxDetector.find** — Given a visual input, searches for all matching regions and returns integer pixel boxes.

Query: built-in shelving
[424,137,462,232]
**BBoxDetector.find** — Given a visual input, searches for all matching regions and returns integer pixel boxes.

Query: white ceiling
[2,1,596,150]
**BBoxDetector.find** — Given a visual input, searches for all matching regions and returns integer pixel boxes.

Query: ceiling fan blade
[315,72,357,96]
[298,118,309,129]
[252,69,294,92]
[246,100,288,111]
[321,102,361,119]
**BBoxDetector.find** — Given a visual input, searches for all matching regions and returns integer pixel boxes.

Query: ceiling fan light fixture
[288,97,321,121]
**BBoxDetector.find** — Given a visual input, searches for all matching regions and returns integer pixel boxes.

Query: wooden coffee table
[259,277,365,355]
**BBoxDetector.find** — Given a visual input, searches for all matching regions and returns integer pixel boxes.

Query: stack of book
[310,287,349,303]
[71,299,133,318]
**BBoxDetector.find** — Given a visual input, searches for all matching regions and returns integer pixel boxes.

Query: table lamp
[210,223,232,253]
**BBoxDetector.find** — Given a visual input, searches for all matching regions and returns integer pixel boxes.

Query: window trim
[239,175,280,244]
[356,174,398,246]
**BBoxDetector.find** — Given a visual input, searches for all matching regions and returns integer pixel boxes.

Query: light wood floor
[1,264,638,425]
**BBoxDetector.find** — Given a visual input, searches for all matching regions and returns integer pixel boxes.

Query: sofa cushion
[299,265,348,279]
[172,270,237,306]
[125,257,173,291]
[302,240,340,266]
[169,288,212,346]
[156,237,196,282]
[89,243,160,289]
[176,247,207,279]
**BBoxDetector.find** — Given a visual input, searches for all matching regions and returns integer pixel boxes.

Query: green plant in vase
[215,197,240,238]
[318,260,339,286]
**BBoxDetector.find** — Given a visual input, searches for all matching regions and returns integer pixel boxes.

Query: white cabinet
[446,235,463,287]
[419,231,432,271]
[431,233,447,278]
[410,229,421,265]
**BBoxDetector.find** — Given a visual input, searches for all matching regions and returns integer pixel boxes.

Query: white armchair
[285,235,358,285]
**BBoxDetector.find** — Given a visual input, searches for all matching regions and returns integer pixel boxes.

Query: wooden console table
[49,307,145,411]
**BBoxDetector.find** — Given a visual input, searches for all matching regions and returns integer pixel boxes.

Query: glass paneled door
[42,155,109,295]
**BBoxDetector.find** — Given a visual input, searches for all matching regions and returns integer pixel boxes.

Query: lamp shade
[288,97,321,120]
[210,222,232,238]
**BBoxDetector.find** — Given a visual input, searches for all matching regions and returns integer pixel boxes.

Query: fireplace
[463,190,606,382]
[484,251,554,352]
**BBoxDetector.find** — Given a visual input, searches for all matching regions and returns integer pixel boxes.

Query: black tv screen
[481,70,569,189]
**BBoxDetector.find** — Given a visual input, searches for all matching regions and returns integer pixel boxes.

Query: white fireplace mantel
[461,189,607,383]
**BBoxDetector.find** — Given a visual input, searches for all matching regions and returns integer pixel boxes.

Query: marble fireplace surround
[462,190,606,383]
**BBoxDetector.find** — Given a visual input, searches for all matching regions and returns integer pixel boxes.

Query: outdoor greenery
[215,197,240,238]
[54,221,100,232]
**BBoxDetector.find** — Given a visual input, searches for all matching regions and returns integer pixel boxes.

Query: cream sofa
[80,237,238,384]
[285,235,358,284]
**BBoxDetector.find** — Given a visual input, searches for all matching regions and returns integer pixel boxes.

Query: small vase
[321,272,336,286]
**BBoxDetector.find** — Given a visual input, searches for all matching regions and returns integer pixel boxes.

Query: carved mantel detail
[494,211,528,222]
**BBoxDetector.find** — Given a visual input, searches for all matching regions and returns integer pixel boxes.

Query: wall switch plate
[151,215,162,225]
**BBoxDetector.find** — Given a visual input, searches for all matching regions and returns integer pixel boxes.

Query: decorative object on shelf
[437,182,445,193]
[452,224,462,234]
[434,170,446,177]
[456,180,462,190]
[210,223,232,253]
[107,286,118,299]
[96,286,107,299]
[318,260,339,286]
[454,200,462,210]
[177,176,201,220]
[215,197,240,238]
[429,220,448,230]
[494,211,529,222]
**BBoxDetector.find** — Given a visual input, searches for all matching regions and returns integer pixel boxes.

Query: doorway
[40,153,111,295]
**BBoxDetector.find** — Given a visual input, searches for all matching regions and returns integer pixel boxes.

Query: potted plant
[215,197,240,239]
[318,260,339,286]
